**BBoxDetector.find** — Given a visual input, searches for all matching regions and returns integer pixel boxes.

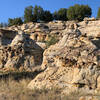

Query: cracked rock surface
[28,29,100,94]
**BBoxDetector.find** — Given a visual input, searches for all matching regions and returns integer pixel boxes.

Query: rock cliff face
[78,20,100,37]
[28,28,100,94]
[1,19,100,95]
[5,20,100,42]
[5,21,67,42]
[0,31,43,71]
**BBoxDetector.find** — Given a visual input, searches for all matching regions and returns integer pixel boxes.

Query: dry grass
[0,78,89,100]
[0,78,62,100]
[0,71,90,100]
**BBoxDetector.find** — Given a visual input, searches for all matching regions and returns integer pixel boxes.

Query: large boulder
[28,30,100,94]
[0,31,43,71]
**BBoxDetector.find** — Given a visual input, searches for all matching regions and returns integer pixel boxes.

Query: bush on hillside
[0,23,3,28]
[42,10,53,22]
[8,17,23,26]
[97,7,100,18]
[7,4,93,24]
[24,6,34,23]
[46,36,59,48]
[33,5,44,22]
[0,23,8,28]
[53,8,68,21]
[67,4,92,21]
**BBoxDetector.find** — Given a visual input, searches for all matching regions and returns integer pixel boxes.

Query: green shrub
[8,17,23,26]
[46,36,59,48]
[24,6,34,23]
[42,10,53,22]
[67,4,92,21]
[97,7,100,18]
[53,8,68,21]
[24,5,53,22]
[33,5,44,22]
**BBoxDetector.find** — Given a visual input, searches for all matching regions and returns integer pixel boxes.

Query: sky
[0,0,99,23]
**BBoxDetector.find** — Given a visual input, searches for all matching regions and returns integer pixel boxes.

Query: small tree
[57,8,67,21]
[33,5,44,22]
[0,23,3,28]
[67,6,75,20]
[24,6,34,23]
[53,8,67,21]
[97,7,100,18]
[53,11,59,20]
[8,17,23,26]
[42,10,53,22]
[0,22,8,27]
[67,4,92,21]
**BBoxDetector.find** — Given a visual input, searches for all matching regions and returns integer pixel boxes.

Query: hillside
[0,18,100,100]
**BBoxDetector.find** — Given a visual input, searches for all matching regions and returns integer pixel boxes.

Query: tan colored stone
[0,32,43,71]
[28,30,100,94]
[79,96,100,100]
[97,76,100,89]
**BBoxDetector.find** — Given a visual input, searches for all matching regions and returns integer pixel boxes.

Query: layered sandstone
[0,31,43,71]
[1,19,100,95]
[28,28,100,95]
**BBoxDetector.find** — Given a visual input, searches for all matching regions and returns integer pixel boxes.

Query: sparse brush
[1,76,100,100]
[0,78,79,100]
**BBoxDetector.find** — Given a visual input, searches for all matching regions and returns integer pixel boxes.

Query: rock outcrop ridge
[5,19,100,43]
[1,19,100,95]
[28,28,100,94]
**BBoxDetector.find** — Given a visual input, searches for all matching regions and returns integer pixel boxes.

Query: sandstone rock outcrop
[6,21,67,42]
[5,20,100,43]
[1,19,100,96]
[0,31,43,71]
[78,20,100,37]
[28,29,100,94]
[0,29,17,45]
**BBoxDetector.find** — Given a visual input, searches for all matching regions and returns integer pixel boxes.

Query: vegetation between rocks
[0,70,99,100]
[46,35,59,48]
[0,78,87,100]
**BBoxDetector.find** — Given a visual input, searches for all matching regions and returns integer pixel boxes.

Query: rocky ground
[0,18,100,100]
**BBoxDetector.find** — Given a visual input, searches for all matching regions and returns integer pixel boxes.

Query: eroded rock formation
[28,28,100,94]
[1,19,100,95]
[0,31,43,71]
